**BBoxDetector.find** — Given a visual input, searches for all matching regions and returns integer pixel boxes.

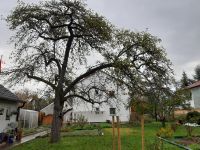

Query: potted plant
[16,128,23,141]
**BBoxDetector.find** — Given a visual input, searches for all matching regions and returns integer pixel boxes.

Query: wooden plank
[112,116,116,150]
[117,116,121,150]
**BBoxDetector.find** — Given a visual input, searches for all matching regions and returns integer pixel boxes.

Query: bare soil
[176,136,200,146]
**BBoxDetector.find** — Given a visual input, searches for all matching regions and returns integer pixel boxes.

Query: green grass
[12,122,200,150]
[22,126,50,136]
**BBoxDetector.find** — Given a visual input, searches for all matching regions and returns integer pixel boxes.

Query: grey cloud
[1,0,200,81]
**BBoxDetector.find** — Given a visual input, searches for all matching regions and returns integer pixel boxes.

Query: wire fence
[158,137,192,150]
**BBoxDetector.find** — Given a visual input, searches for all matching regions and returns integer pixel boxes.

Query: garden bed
[175,136,200,146]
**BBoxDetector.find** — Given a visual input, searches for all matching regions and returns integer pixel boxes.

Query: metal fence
[158,137,192,150]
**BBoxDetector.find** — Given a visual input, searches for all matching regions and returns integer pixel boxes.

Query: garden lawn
[12,122,200,150]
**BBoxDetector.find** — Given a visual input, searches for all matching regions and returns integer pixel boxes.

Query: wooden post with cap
[141,101,145,150]
[116,116,121,150]
[141,113,144,150]
[112,116,116,150]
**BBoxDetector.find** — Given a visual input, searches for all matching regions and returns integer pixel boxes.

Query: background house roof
[187,80,200,89]
[0,84,24,103]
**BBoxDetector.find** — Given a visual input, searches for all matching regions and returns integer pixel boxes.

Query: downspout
[16,102,26,121]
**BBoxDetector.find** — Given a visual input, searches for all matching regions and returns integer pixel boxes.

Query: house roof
[0,84,24,103]
[187,80,200,89]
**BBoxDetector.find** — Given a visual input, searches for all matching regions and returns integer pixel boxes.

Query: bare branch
[64,63,114,95]
[26,73,56,89]
[64,94,108,104]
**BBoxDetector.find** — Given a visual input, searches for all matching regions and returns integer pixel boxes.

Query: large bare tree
[4,0,173,142]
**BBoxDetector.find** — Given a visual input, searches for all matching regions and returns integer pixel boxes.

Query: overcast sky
[1,0,200,82]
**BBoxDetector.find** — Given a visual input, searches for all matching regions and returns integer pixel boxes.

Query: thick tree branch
[26,73,56,89]
[64,94,108,104]
[46,58,62,75]
[62,108,73,116]
[64,63,114,96]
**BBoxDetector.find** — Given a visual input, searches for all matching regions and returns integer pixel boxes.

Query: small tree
[180,71,192,88]
[193,65,200,81]
[15,89,53,111]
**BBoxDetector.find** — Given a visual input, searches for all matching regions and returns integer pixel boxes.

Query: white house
[188,80,200,108]
[41,75,130,123]
[41,98,130,123]
[0,85,25,133]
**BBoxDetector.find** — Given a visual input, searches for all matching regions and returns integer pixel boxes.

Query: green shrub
[99,122,112,128]
[146,138,162,150]
[174,115,186,124]
[156,126,174,138]
[75,115,88,129]
[170,123,178,132]
[186,111,200,124]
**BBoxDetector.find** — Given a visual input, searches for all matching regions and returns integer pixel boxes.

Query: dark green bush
[186,111,200,125]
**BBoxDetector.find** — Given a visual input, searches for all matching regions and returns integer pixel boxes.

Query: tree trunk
[161,116,166,127]
[154,103,158,121]
[50,92,64,143]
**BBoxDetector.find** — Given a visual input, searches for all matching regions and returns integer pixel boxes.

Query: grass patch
[22,126,50,137]
[12,122,200,150]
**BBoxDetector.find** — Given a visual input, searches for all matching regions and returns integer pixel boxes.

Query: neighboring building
[41,77,130,124]
[188,80,200,108]
[41,99,130,124]
[0,85,24,133]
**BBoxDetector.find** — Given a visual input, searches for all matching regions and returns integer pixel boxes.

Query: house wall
[63,99,130,123]
[191,87,200,108]
[41,103,54,115]
[0,100,18,133]
[174,108,200,116]
[41,91,130,123]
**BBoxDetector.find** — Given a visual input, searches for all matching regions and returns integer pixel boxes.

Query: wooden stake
[117,116,121,150]
[126,127,131,147]
[112,116,116,150]
[141,114,144,150]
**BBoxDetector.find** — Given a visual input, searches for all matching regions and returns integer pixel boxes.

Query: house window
[0,108,4,121]
[70,112,73,121]
[0,108,4,115]
[109,108,116,116]
[95,108,100,114]
[6,108,11,120]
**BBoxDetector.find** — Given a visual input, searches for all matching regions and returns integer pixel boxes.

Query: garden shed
[18,109,39,128]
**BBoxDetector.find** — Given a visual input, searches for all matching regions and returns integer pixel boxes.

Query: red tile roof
[187,80,200,89]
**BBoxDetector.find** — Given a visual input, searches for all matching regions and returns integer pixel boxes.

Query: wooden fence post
[117,116,121,150]
[141,114,144,150]
[112,116,116,150]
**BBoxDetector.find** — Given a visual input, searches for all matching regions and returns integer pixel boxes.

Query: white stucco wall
[0,100,18,133]
[63,97,130,123]
[41,103,54,115]
[191,87,200,108]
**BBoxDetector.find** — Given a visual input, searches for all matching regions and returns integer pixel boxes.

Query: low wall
[174,108,200,116]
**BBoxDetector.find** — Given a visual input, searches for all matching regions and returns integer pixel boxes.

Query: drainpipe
[16,101,26,121]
